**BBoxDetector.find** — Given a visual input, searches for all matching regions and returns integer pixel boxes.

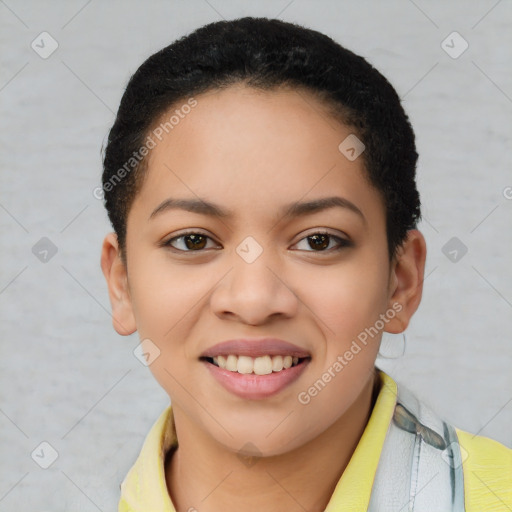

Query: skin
[101,83,427,512]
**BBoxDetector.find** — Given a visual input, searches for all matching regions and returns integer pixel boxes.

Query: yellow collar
[119,368,397,512]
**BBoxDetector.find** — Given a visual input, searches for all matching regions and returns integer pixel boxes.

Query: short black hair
[102,16,421,265]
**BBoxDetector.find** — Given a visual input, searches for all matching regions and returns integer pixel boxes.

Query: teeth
[225,354,237,372]
[237,355,254,374]
[271,355,283,371]
[211,354,303,374]
[253,355,272,375]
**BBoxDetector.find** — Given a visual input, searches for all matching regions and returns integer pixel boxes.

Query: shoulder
[118,405,176,512]
[456,427,512,510]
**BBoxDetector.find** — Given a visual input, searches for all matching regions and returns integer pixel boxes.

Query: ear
[100,232,137,336]
[385,229,427,333]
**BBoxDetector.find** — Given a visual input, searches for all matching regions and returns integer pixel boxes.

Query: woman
[100,17,512,512]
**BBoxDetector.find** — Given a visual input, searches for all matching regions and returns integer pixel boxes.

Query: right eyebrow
[149,198,230,221]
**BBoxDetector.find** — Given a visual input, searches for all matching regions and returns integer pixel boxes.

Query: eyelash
[161,230,352,254]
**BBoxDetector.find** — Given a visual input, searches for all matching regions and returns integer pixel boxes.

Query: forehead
[129,84,385,228]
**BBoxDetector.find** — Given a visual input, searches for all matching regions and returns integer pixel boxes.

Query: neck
[166,370,380,512]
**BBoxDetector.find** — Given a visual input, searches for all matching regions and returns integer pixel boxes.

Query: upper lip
[200,338,311,359]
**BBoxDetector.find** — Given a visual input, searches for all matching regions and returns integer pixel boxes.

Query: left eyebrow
[149,195,366,225]
[279,196,366,225]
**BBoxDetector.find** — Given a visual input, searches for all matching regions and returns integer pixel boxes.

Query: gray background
[1,0,511,510]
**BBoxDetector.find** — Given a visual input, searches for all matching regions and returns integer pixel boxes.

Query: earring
[377,332,407,359]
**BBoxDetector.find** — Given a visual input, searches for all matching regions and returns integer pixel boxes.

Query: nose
[210,247,299,325]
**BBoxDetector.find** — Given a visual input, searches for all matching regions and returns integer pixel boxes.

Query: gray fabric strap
[367,379,466,511]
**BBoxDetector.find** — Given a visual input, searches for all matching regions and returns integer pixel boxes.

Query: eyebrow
[149,195,366,224]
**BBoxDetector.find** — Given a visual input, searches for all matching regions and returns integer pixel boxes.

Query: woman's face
[110,84,413,455]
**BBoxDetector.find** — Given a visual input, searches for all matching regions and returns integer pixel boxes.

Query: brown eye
[183,234,207,250]
[308,234,330,250]
[295,232,351,252]
[164,232,217,252]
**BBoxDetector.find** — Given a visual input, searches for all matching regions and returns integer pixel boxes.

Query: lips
[200,337,311,359]
[199,338,312,399]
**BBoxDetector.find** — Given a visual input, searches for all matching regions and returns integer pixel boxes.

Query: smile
[203,354,309,375]
[201,355,311,400]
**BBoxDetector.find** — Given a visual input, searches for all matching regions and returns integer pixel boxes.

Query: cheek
[129,257,208,340]
[297,258,389,343]
[127,256,212,391]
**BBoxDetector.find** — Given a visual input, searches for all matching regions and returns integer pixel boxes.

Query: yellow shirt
[118,369,512,511]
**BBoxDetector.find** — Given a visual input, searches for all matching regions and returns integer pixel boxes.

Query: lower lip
[203,359,310,400]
